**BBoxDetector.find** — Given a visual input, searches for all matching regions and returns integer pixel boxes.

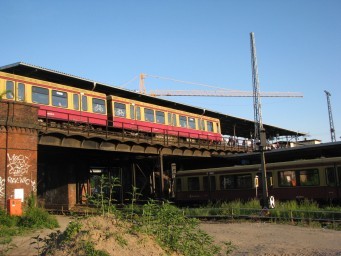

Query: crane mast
[250,32,264,142]
[324,90,336,142]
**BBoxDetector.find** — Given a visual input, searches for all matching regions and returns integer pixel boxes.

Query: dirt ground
[5,215,341,256]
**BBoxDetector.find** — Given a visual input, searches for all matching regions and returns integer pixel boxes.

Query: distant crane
[139,73,303,98]
[324,90,336,142]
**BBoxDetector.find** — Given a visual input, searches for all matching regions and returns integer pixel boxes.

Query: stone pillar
[0,101,39,209]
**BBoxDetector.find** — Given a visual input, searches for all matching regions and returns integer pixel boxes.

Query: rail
[38,109,253,152]
[183,207,341,226]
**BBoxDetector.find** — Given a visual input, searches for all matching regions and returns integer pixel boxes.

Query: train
[0,71,222,143]
[175,156,341,204]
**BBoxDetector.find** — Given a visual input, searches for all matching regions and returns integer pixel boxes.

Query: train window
[114,102,126,117]
[176,178,182,192]
[82,95,88,111]
[156,111,165,124]
[216,122,221,133]
[203,176,216,191]
[299,169,319,186]
[188,117,196,129]
[52,90,68,108]
[144,108,154,122]
[168,113,176,126]
[278,171,296,187]
[18,83,25,101]
[92,98,106,114]
[73,94,79,110]
[6,81,14,99]
[207,121,213,132]
[32,86,49,105]
[130,105,135,119]
[136,107,141,120]
[187,177,200,191]
[179,116,187,128]
[199,119,205,130]
[220,174,252,189]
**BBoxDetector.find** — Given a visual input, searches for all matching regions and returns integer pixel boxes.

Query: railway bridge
[0,100,250,210]
[0,62,304,211]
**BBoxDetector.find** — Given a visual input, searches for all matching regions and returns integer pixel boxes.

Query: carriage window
[203,176,216,191]
[207,121,213,132]
[92,98,106,114]
[176,178,182,192]
[73,94,79,110]
[199,119,205,130]
[114,102,126,117]
[168,113,176,126]
[52,90,68,108]
[188,117,196,129]
[82,95,88,111]
[187,177,200,191]
[18,83,25,101]
[144,108,154,122]
[6,81,14,99]
[179,116,187,128]
[220,174,252,189]
[278,171,296,187]
[216,122,221,133]
[299,169,319,186]
[130,105,135,119]
[136,106,141,120]
[32,86,49,105]
[156,111,165,124]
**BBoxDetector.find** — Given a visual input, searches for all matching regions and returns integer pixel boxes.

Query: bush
[19,206,59,229]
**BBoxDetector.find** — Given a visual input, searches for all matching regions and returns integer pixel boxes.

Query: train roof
[0,62,305,139]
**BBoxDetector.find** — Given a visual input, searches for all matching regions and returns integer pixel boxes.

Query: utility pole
[324,90,336,142]
[250,32,269,208]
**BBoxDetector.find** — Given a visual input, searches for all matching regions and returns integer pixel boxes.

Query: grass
[0,195,59,255]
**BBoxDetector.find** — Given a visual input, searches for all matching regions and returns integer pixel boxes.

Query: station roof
[0,62,305,139]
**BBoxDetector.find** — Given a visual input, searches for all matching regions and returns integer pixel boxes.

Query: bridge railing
[38,109,253,152]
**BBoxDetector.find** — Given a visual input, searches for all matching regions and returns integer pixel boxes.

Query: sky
[1,0,340,143]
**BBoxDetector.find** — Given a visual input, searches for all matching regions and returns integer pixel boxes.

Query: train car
[0,71,107,126]
[107,95,223,142]
[175,156,341,204]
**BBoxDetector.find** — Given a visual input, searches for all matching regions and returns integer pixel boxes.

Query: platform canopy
[0,62,305,139]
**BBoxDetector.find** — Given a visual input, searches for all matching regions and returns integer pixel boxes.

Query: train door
[325,165,341,204]
[4,81,26,102]
[203,172,216,201]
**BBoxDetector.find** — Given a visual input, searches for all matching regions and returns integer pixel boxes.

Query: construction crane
[324,90,336,142]
[139,73,303,98]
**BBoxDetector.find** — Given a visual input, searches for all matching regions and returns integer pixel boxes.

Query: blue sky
[1,1,340,143]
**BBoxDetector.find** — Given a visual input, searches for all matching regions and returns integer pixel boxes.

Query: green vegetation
[183,199,341,230]
[0,194,59,255]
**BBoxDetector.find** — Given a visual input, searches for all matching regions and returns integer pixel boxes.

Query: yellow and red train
[0,71,222,142]
[175,156,341,204]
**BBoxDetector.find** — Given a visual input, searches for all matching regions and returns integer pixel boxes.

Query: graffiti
[5,153,36,192]
[7,154,31,177]
[8,176,31,185]
[0,176,5,198]
[31,180,37,192]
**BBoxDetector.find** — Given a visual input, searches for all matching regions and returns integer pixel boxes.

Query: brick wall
[0,101,39,209]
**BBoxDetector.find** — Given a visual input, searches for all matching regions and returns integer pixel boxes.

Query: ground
[5,216,341,256]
